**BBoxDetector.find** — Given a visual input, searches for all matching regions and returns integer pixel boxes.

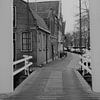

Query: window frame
[21,32,32,52]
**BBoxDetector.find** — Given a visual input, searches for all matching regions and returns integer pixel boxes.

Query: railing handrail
[13,55,33,76]
[13,62,32,76]
[81,56,91,62]
[79,61,92,74]
[13,56,32,65]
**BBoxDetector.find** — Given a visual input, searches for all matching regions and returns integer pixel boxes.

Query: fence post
[23,55,29,76]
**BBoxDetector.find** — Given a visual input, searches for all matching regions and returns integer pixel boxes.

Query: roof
[29,7,48,31]
[14,0,48,31]
[29,1,60,19]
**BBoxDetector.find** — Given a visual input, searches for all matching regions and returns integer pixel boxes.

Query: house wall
[13,0,61,68]
[30,1,63,60]
[37,30,46,65]
[36,30,52,65]
[48,10,59,60]
[13,0,37,68]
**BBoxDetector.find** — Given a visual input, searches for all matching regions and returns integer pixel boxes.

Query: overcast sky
[62,0,79,33]
[24,0,79,33]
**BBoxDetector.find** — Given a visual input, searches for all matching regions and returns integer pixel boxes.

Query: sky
[62,0,79,33]
[24,0,79,33]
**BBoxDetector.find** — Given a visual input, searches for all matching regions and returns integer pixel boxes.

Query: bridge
[0,53,100,100]
[0,0,100,100]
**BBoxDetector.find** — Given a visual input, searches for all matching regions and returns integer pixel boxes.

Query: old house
[29,1,64,60]
[13,0,50,69]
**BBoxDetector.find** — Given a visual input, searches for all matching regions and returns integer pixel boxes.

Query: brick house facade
[13,0,50,69]
[29,1,64,60]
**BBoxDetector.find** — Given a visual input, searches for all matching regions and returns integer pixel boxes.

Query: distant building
[13,0,50,69]
[58,17,65,57]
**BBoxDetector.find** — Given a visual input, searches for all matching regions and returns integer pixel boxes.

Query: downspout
[46,33,48,63]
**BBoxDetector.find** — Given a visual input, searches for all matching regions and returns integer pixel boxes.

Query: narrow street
[5,53,99,100]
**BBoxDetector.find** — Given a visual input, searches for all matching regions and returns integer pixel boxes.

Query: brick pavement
[2,53,100,100]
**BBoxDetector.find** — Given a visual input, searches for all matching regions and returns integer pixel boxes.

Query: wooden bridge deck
[2,53,100,100]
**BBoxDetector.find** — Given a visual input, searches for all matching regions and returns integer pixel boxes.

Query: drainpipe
[46,33,48,63]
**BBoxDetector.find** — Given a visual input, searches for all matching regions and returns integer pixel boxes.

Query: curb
[73,68,92,93]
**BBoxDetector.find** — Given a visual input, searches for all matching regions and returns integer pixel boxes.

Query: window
[22,32,32,51]
[13,6,16,28]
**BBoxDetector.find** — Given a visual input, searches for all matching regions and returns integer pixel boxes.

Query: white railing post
[23,55,29,76]
[79,55,92,75]
[13,55,32,76]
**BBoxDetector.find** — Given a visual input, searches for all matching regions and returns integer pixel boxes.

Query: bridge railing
[79,55,92,75]
[13,55,33,76]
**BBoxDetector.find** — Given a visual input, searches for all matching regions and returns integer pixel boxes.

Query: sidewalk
[1,53,100,100]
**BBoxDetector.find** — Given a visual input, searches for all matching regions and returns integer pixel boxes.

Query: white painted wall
[90,0,100,92]
[0,0,13,93]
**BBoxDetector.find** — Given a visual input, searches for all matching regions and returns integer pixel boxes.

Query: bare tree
[74,0,90,50]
